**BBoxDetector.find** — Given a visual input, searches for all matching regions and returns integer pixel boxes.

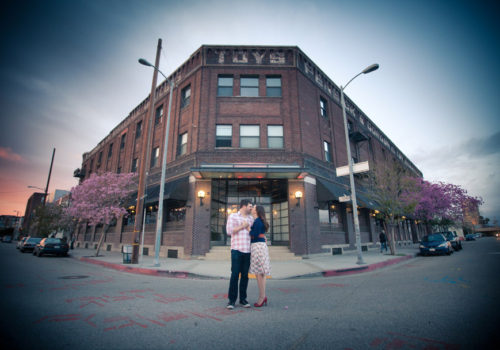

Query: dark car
[33,238,69,257]
[20,237,42,252]
[439,231,462,251]
[419,233,453,256]
[465,234,476,241]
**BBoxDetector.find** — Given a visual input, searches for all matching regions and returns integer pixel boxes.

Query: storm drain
[58,275,89,280]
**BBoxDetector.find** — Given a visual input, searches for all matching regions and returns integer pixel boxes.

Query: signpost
[336,161,369,177]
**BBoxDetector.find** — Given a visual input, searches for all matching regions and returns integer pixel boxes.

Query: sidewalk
[69,245,420,280]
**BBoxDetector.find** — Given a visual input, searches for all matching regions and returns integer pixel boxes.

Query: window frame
[216,124,233,148]
[154,105,163,126]
[180,85,191,108]
[177,132,188,156]
[217,75,234,97]
[240,76,259,97]
[240,125,260,148]
[267,125,284,149]
[135,121,142,139]
[266,76,282,97]
[323,141,332,162]
[151,146,160,168]
[320,97,328,118]
[120,133,127,150]
[131,158,138,173]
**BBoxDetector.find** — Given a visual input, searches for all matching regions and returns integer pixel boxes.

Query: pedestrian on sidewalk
[380,230,388,253]
[249,205,271,308]
[226,199,254,309]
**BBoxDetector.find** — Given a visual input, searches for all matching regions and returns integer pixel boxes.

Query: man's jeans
[228,249,251,303]
[380,242,388,252]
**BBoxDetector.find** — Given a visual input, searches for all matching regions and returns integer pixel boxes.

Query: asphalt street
[1,237,499,350]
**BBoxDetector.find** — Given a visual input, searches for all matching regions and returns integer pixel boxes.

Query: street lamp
[139,51,174,267]
[340,63,379,265]
[28,185,48,204]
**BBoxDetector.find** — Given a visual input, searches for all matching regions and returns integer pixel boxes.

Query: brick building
[74,45,425,258]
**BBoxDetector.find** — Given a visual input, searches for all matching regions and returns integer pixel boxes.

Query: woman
[249,205,271,307]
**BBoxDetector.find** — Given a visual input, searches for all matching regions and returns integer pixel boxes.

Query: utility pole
[43,148,56,206]
[131,39,162,264]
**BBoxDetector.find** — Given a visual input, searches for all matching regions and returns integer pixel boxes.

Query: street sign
[338,195,351,202]
[336,161,369,177]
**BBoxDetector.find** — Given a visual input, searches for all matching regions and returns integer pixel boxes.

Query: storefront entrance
[210,179,289,246]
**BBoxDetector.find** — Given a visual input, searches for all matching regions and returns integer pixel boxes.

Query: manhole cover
[58,275,89,280]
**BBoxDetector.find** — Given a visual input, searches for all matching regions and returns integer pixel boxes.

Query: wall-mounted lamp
[198,190,206,206]
[295,191,303,207]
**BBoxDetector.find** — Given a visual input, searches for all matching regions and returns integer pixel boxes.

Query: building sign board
[336,161,369,177]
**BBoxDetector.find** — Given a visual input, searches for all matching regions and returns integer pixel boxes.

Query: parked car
[474,232,482,239]
[465,234,476,241]
[2,235,12,243]
[439,231,462,251]
[19,236,42,253]
[16,237,27,249]
[33,238,69,257]
[419,233,453,256]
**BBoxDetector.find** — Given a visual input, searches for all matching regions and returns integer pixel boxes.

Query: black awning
[316,178,350,202]
[128,176,190,206]
[355,191,378,209]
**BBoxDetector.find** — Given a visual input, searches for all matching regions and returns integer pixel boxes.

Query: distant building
[22,192,45,234]
[0,215,22,230]
[46,189,70,204]
[74,45,425,258]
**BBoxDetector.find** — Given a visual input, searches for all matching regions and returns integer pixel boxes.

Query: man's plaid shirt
[226,211,254,253]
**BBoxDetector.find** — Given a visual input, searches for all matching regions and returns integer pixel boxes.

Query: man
[226,199,254,309]
[379,229,388,253]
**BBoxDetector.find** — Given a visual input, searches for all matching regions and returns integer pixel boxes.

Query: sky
[0,0,499,222]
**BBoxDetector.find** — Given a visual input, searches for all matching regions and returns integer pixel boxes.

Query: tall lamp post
[131,39,162,264]
[340,63,379,265]
[138,56,174,267]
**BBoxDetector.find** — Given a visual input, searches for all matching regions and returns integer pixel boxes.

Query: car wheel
[37,251,42,257]
[33,250,36,255]
[20,248,24,253]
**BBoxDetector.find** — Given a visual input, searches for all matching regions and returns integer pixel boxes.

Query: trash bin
[122,245,133,264]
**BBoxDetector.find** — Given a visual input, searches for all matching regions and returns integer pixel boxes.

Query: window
[267,125,283,148]
[266,76,281,97]
[181,85,191,108]
[217,75,233,96]
[347,120,353,133]
[151,147,159,168]
[131,158,138,173]
[240,125,260,148]
[135,121,142,139]
[216,125,232,147]
[240,76,259,97]
[320,97,328,118]
[324,141,332,162]
[97,151,103,166]
[120,133,127,150]
[108,143,113,158]
[178,132,188,156]
[155,105,163,125]
[117,166,121,174]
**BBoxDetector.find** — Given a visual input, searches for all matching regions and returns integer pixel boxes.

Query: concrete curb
[75,252,417,280]
[322,254,414,277]
[78,257,218,280]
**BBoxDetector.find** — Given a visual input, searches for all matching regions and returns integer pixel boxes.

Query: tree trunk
[95,224,108,257]
[384,220,396,255]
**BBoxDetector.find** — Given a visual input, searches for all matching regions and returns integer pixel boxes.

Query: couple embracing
[226,199,271,309]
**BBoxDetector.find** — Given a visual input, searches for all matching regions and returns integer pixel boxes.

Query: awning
[356,192,378,209]
[128,176,189,206]
[190,163,307,179]
[316,178,350,202]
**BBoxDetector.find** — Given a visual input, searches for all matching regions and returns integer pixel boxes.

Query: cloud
[0,147,25,163]
[462,130,500,156]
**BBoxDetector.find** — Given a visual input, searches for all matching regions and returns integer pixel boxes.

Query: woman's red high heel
[254,297,267,307]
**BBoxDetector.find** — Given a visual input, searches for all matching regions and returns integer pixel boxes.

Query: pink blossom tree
[67,172,137,256]
[404,179,483,231]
